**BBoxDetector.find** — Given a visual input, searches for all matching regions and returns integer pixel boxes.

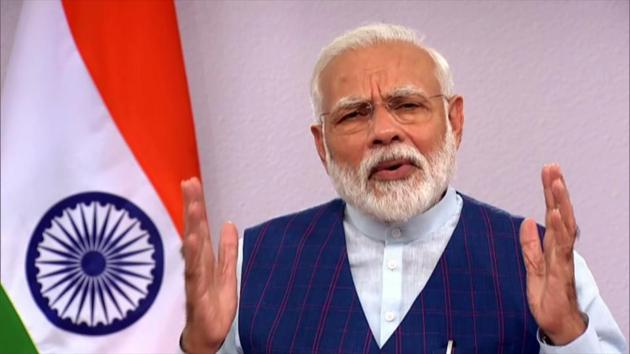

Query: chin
[355,175,441,224]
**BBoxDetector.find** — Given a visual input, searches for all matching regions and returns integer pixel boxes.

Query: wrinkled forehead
[319,42,442,112]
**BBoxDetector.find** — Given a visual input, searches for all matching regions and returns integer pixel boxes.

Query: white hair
[310,23,454,120]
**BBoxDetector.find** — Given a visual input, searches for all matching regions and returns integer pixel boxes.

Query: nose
[369,104,403,147]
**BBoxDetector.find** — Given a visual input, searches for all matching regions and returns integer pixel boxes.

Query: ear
[310,123,328,170]
[448,95,464,148]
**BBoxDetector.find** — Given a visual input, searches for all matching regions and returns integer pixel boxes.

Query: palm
[181,178,238,353]
[522,219,578,332]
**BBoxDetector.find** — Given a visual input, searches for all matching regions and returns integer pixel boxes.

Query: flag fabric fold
[1,1,199,352]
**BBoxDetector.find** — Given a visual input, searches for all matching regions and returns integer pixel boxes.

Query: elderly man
[179,24,626,353]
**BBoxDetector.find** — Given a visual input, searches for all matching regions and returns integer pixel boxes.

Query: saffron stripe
[288,215,341,353]
[62,0,200,236]
[265,205,329,354]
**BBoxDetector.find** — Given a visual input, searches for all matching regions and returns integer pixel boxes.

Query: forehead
[319,42,441,109]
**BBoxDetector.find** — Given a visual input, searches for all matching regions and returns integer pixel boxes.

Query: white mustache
[359,144,427,179]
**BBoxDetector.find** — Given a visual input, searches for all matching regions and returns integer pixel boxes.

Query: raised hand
[180,178,239,354]
[519,164,586,345]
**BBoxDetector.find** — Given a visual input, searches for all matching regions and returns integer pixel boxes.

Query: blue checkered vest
[239,194,540,353]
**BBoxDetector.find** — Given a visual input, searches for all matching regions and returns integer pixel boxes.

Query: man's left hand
[519,164,586,345]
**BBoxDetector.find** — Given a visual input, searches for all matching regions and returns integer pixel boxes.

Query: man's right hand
[180,178,239,354]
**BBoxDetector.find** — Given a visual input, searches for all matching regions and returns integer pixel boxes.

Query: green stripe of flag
[0,284,38,354]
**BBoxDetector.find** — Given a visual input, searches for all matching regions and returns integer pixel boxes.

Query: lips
[369,158,418,181]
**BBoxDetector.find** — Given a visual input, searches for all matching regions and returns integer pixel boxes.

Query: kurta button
[385,311,396,322]
[391,228,401,238]
[387,260,398,270]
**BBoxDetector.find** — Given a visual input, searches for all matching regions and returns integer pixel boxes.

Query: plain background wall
[2,0,628,342]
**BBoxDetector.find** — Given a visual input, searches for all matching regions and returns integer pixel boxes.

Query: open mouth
[369,158,418,181]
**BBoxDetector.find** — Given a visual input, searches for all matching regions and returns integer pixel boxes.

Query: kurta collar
[345,186,458,243]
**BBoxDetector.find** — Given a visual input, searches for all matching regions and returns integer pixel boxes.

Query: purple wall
[2,0,628,341]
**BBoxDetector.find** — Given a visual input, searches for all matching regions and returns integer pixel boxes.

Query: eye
[339,110,361,122]
[392,98,429,112]
[397,102,421,110]
[336,104,371,123]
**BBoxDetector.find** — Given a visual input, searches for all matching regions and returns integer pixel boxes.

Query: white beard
[325,123,457,224]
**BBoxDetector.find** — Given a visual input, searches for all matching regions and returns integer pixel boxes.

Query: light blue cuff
[538,317,601,354]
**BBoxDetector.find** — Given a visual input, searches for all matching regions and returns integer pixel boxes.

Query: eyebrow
[328,96,367,113]
[328,85,430,113]
[385,85,429,99]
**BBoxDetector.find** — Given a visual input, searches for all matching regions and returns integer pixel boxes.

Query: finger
[183,231,200,276]
[183,176,202,201]
[544,209,576,286]
[181,179,194,236]
[183,181,215,265]
[181,178,207,232]
[546,164,571,200]
[186,201,206,238]
[541,165,556,211]
[197,217,216,271]
[519,218,546,282]
[184,199,216,290]
[551,179,578,241]
[187,177,209,220]
[183,232,205,300]
[549,208,574,258]
[545,163,573,208]
[217,222,239,280]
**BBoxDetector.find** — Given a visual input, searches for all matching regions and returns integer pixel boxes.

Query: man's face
[311,41,464,223]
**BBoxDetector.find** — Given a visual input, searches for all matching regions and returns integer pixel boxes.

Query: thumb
[520,218,546,306]
[520,218,545,277]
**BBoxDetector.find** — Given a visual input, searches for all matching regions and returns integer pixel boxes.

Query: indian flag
[0,1,199,353]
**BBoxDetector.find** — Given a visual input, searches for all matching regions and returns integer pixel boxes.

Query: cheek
[405,122,447,155]
[325,133,367,168]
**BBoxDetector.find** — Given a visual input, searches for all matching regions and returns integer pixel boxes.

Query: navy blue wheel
[26,192,164,335]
